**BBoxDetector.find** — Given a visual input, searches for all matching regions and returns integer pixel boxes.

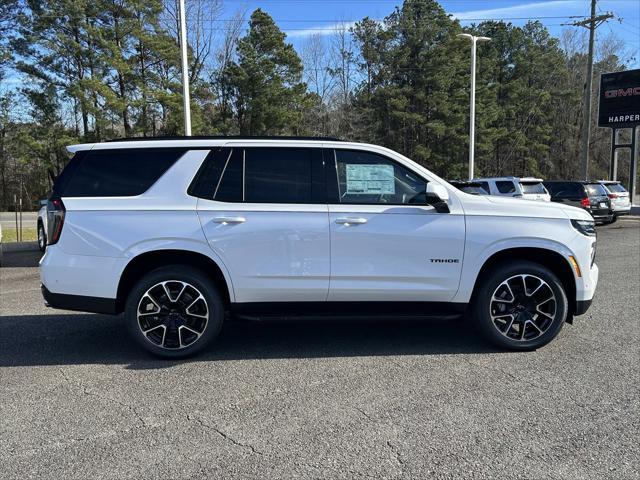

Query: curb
[3,241,39,252]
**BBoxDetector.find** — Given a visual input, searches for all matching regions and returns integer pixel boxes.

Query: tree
[221,9,310,135]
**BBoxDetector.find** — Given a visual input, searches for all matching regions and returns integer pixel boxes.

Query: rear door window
[496,181,516,194]
[60,148,186,197]
[199,147,323,204]
[244,148,316,203]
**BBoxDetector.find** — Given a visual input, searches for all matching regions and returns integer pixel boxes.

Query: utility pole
[178,0,192,136]
[457,34,491,180]
[565,0,613,180]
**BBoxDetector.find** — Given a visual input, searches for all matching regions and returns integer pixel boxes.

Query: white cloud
[285,21,358,39]
[451,0,587,21]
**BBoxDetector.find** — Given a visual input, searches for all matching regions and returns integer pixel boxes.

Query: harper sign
[598,69,640,128]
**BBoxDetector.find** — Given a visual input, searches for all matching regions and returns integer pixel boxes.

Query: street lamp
[457,33,491,180]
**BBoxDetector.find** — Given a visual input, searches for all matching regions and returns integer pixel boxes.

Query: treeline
[0,0,630,209]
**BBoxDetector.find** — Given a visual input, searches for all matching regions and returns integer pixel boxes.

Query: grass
[2,227,38,243]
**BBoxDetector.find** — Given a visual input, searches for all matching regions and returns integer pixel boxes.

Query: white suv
[473,177,551,202]
[40,138,598,358]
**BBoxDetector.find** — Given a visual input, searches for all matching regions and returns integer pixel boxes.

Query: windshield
[520,182,546,194]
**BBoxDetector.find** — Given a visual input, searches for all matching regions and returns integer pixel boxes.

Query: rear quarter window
[60,148,186,197]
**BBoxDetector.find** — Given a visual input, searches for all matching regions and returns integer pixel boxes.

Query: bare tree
[302,33,334,102]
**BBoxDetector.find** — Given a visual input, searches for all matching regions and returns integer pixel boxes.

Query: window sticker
[346,164,395,194]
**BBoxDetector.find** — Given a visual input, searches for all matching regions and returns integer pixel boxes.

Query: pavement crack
[352,406,374,421]
[58,368,148,428]
[186,414,263,456]
[386,440,405,477]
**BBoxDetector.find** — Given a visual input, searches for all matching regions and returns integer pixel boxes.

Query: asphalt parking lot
[1,218,639,479]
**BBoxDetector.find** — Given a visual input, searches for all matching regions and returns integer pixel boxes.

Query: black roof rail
[106,135,343,143]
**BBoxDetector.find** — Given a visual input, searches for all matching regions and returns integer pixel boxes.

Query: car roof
[67,136,344,152]
[473,176,544,182]
[543,180,601,184]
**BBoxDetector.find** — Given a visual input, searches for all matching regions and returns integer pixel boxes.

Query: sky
[219,0,640,63]
[2,0,639,91]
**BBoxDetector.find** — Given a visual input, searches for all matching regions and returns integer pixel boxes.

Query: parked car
[40,137,599,358]
[448,180,489,195]
[472,177,551,202]
[543,181,614,224]
[37,199,48,252]
[600,180,631,222]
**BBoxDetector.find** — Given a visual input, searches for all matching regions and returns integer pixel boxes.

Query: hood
[466,195,593,221]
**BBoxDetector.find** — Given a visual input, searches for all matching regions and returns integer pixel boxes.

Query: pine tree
[222,9,309,135]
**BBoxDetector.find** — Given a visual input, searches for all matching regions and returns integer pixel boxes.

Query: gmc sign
[598,69,640,128]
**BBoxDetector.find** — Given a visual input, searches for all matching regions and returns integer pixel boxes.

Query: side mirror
[425,183,450,213]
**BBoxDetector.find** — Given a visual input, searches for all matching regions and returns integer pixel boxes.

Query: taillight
[46,198,66,245]
[580,197,590,208]
[608,193,618,199]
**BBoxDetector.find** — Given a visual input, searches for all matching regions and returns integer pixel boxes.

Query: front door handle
[213,216,246,224]
[335,217,368,225]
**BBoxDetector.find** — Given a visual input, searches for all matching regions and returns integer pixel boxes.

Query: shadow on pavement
[1,248,42,268]
[0,313,500,368]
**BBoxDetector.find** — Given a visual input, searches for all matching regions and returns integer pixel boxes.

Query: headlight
[571,219,596,237]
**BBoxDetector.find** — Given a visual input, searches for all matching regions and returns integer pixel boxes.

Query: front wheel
[473,261,568,350]
[125,266,224,358]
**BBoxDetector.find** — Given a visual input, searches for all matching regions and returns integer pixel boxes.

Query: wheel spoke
[490,274,557,342]
[137,281,209,350]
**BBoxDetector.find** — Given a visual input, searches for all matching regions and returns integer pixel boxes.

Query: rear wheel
[473,261,568,350]
[37,222,47,252]
[125,266,224,358]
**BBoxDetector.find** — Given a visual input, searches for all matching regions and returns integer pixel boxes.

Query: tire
[125,265,224,358]
[607,215,617,224]
[472,261,568,351]
[37,222,47,252]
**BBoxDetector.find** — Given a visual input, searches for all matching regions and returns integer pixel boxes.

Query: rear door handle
[335,217,368,225]
[213,216,246,224]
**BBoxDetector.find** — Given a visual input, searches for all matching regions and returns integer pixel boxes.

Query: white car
[600,181,631,220]
[473,177,551,202]
[37,200,48,252]
[40,138,598,358]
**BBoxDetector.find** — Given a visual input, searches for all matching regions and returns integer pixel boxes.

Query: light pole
[457,34,490,180]
[178,0,192,136]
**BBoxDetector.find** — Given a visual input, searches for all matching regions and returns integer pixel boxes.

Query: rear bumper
[41,285,118,315]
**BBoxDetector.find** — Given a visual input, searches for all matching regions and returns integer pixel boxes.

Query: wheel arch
[470,247,577,319]
[116,249,233,314]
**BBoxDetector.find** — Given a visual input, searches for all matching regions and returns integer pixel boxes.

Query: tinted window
[61,148,185,197]
[244,148,313,203]
[188,148,230,199]
[496,181,516,194]
[333,150,427,205]
[520,182,546,194]
[585,183,607,197]
[477,181,490,193]
[214,148,243,202]
[545,182,583,198]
